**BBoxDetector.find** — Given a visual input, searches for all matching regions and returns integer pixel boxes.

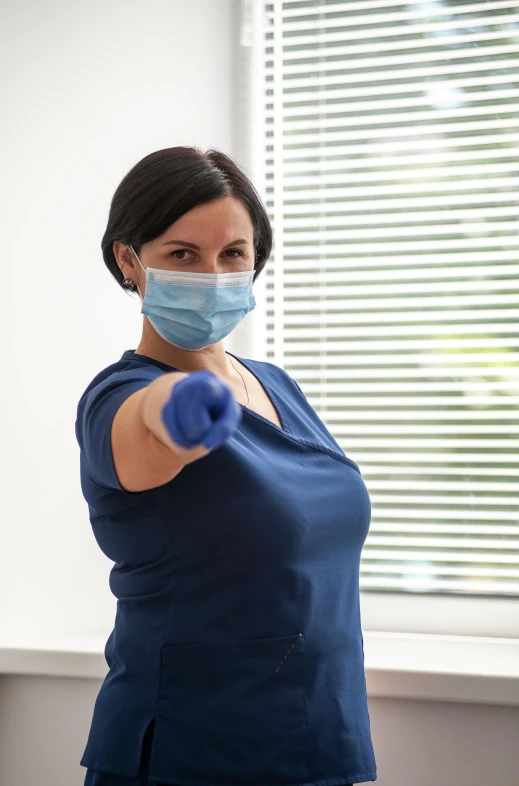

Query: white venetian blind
[260,0,519,596]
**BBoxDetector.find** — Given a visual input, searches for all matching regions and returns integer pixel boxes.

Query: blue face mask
[129,246,256,351]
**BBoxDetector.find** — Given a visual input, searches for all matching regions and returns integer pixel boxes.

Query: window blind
[261,0,519,596]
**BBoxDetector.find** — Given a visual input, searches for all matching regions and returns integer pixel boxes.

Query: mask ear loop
[128,245,146,301]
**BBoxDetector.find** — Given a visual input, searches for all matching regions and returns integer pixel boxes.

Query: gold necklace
[228,355,250,408]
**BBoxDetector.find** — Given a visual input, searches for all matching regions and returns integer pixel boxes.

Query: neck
[135,319,237,380]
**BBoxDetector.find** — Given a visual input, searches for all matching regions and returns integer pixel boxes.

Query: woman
[76,146,377,786]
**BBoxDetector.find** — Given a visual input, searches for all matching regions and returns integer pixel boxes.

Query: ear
[113,241,136,278]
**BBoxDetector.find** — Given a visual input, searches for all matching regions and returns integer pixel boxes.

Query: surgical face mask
[129,246,256,351]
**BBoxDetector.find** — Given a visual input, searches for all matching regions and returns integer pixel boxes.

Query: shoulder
[75,356,168,489]
[78,357,165,406]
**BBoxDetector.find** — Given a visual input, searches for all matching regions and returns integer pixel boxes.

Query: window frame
[235,0,519,640]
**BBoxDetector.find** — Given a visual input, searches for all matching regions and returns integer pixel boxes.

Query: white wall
[0,0,258,644]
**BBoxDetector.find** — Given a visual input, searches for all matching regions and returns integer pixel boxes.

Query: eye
[170,248,245,262]
[171,249,194,260]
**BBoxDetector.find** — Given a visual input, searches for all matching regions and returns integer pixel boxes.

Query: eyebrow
[161,238,249,250]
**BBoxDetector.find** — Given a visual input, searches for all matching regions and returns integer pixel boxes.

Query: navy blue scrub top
[75,349,377,786]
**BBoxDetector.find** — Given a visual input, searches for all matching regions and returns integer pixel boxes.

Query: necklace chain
[228,355,250,408]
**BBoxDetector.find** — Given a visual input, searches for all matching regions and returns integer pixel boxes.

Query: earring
[123,277,136,290]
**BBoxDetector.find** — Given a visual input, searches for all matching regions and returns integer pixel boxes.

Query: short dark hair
[102,146,273,293]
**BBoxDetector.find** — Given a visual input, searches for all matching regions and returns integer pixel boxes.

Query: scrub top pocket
[150,633,310,786]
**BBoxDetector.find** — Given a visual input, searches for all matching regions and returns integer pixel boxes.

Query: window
[240,0,519,634]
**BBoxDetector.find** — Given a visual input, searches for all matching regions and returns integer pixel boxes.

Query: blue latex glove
[161,370,242,451]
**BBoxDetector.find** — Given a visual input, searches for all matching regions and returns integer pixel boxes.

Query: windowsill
[0,631,518,706]
[363,631,519,706]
